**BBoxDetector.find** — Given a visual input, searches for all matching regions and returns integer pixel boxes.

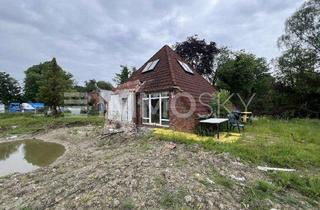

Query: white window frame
[142,92,169,127]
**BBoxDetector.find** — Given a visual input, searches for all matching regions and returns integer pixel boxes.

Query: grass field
[0,113,105,137]
[154,117,320,204]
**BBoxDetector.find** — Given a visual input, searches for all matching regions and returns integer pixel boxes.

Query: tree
[0,72,21,105]
[210,89,232,117]
[24,60,73,102]
[37,58,73,116]
[278,0,320,61]
[84,79,97,92]
[215,50,273,112]
[174,35,219,83]
[113,65,132,85]
[276,0,320,115]
[97,81,113,90]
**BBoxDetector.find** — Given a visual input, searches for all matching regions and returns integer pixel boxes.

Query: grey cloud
[0,0,303,86]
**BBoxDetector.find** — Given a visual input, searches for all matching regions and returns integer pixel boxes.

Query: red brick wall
[169,91,198,132]
[135,93,141,125]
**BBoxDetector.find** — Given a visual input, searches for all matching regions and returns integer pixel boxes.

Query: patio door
[141,92,169,127]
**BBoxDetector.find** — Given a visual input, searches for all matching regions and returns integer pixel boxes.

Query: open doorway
[121,98,128,121]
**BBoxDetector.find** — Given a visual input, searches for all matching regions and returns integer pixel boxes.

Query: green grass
[269,172,320,199]
[159,188,189,209]
[0,113,105,137]
[210,168,234,189]
[241,180,278,209]
[154,117,320,202]
[154,118,320,170]
[120,199,136,210]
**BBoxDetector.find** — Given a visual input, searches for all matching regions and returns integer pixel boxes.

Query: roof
[112,80,141,94]
[125,45,216,115]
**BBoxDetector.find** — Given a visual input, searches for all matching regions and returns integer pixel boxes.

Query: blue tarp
[28,102,45,109]
[9,103,21,113]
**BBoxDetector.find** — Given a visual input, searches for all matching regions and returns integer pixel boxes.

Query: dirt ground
[0,126,316,209]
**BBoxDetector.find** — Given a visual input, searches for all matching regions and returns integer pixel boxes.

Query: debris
[99,130,124,140]
[230,175,246,182]
[257,166,296,172]
[7,135,18,139]
[164,142,176,150]
[184,195,192,203]
[206,177,214,184]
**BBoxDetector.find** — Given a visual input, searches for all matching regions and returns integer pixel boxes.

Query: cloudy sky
[0,0,303,86]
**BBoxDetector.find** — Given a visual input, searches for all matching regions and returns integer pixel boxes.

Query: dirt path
[0,126,315,209]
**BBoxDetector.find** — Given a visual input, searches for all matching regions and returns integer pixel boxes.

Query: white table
[199,118,228,139]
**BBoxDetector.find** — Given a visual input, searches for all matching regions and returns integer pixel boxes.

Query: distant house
[0,102,4,113]
[88,88,112,115]
[108,45,215,132]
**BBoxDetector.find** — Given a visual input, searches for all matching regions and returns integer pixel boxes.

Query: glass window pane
[141,93,147,98]
[161,98,169,119]
[143,118,149,124]
[149,59,159,70]
[151,93,160,98]
[161,92,169,97]
[143,100,149,118]
[161,120,169,126]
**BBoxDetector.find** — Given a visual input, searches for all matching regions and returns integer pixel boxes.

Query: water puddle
[0,139,65,176]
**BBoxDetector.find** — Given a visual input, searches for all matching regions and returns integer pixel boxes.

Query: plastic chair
[228,114,245,133]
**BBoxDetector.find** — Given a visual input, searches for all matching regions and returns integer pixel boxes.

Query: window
[142,98,150,123]
[141,92,169,127]
[142,59,160,73]
[178,60,193,74]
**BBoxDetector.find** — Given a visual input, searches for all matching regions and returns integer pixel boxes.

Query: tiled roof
[126,45,216,115]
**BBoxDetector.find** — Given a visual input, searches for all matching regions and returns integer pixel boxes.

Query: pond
[0,139,65,177]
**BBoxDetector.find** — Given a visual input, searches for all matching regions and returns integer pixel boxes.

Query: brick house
[108,45,215,132]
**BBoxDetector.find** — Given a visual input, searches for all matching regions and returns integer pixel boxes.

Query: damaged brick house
[108,45,215,132]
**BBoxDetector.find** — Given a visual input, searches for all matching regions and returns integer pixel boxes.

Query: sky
[0,0,303,86]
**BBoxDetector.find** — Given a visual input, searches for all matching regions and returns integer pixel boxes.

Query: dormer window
[178,60,194,74]
[142,59,160,73]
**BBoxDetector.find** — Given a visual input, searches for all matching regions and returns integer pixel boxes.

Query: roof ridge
[164,45,177,86]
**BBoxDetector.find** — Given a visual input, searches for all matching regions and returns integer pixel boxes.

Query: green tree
[24,60,73,102]
[113,65,132,85]
[0,72,21,105]
[73,85,86,93]
[37,58,73,116]
[215,50,273,112]
[210,89,232,117]
[84,79,97,92]
[278,0,320,58]
[174,35,219,83]
[276,0,320,115]
[97,81,113,90]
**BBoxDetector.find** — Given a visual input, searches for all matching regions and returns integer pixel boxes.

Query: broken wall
[108,90,135,123]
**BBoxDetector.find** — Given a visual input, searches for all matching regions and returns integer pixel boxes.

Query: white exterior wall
[108,90,135,123]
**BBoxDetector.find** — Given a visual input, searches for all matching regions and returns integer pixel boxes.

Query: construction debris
[99,129,124,140]
[164,142,176,150]
[257,166,296,172]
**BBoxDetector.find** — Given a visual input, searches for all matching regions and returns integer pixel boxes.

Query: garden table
[199,118,228,139]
